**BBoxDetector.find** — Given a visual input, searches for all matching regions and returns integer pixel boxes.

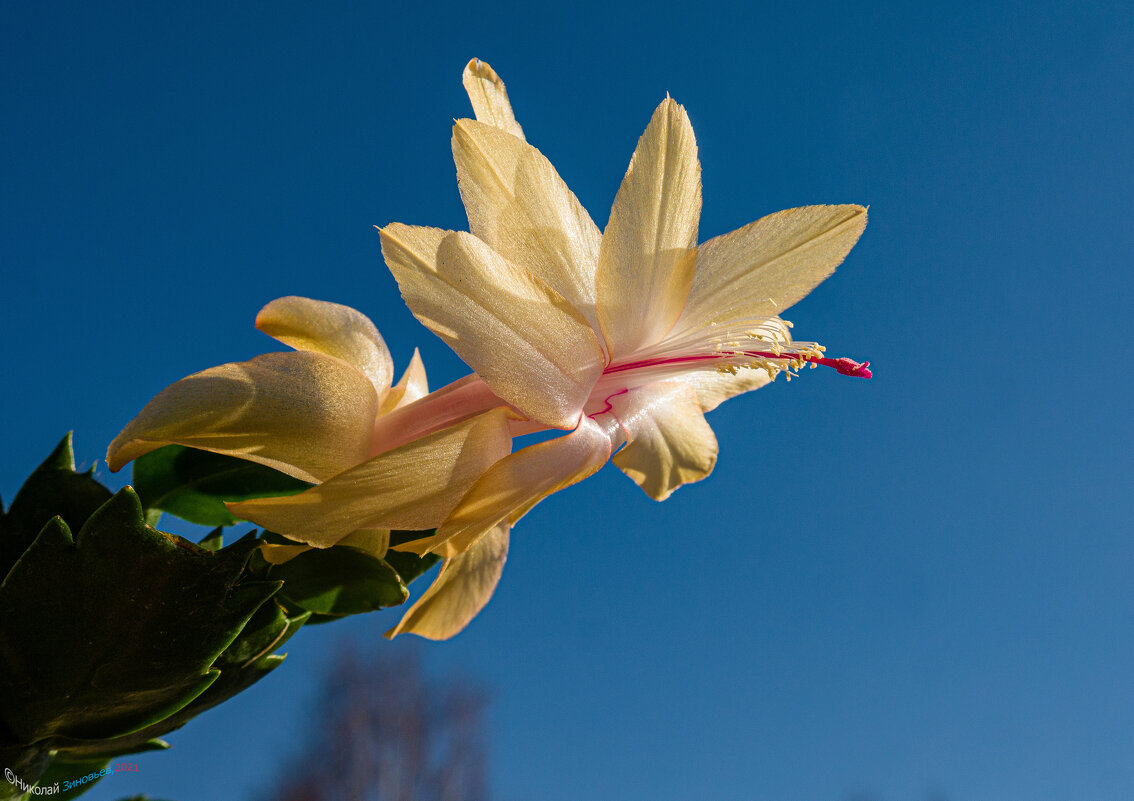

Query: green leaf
[49,601,308,762]
[385,530,442,586]
[0,434,112,583]
[49,738,170,761]
[0,489,280,749]
[212,599,308,668]
[197,528,224,552]
[133,445,310,527]
[271,546,409,616]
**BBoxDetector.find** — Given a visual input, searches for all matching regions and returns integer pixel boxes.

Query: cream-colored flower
[363,59,871,563]
[111,60,870,640]
[108,295,434,484]
[232,60,870,635]
[106,296,516,637]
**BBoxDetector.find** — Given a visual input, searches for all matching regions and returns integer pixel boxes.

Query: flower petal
[609,382,718,501]
[675,205,867,334]
[338,528,392,557]
[452,119,603,332]
[106,351,378,483]
[462,59,525,141]
[260,528,389,566]
[679,365,776,413]
[417,415,613,558]
[378,348,429,415]
[386,523,509,640]
[596,97,701,359]
[259,543,311,565]
[227,409,512,548]
[379,224,605,428]
[256,295,395,397]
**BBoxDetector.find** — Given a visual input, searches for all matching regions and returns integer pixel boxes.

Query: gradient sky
[2,2,1132,800]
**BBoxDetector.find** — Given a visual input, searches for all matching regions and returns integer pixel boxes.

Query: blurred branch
[262,642,490,801]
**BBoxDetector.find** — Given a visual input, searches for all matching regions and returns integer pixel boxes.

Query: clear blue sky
[3,1,1132,799]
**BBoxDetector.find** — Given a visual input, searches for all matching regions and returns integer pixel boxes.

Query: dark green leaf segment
[0,435,440,800]
[0,437,284,798]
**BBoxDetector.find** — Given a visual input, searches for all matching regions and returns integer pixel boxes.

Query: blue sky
[2,1,1132,799]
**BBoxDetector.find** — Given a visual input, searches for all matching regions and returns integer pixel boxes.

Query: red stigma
[807,356,873,379]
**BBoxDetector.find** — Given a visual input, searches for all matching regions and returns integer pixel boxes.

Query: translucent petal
[371,374,509,456]
[259,543,311,565]
[338,528,391,558]
[389,532,434,554]
[259,530,389,565]
[378,348,429,415]
[610,381,718,500]
[679,365,776,413]
[675,205,867,335]
[386,523,509,640]
[256,295,394,397]
[106,351,378,483]
[379,224,604,428]
[452,119,603,332]
[419,415,612,558]
[227,409,512,548]
[462,58,525,141]
[596,98,701,358]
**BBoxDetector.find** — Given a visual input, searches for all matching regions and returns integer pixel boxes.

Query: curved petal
[609,381,718,501]
[596,97,701,359]
[107,351,378,483]
[378,348,429,415]
[379,224,605,428]
[389,532,434,553]
[371,375,510,456]
[256,295,394,397]
[259,543,311,565]
[452,118,603,332]
[416,415,613,558]
[679,365,776,413]
[462,59,525,141]
[227,409,512,548]
[338,528,392,557]
[386,523,509,640]
[259,530,389,565]
[674,205,867,335]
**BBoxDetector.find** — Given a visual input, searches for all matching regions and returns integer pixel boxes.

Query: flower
[233,59,870,637]
[361,59,870,560]
[109,60,871,640]
[108,296,434,483]
[106,295,515,594]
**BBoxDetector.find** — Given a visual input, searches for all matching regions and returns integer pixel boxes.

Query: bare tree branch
[261,642,490,801]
